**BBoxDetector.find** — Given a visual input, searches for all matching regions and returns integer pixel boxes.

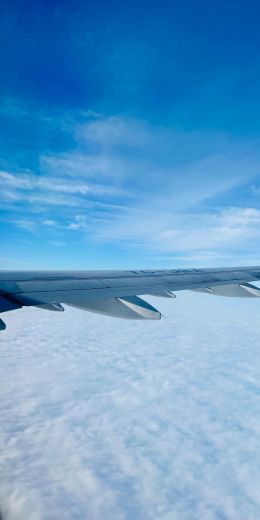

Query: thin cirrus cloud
[1,109,260,265]
[86,206,260,254]
[0,170,124,199]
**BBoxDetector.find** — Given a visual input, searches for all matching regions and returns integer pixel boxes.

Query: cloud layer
[1,294,260,519]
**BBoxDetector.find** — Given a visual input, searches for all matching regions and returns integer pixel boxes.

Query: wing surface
[0,266,260,329]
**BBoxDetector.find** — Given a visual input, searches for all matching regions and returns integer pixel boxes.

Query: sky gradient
[1,3,260,520]
[1,0,260,269]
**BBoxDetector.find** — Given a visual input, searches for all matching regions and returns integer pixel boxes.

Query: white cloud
[78,115,152,148]
[0,170,122,202]
[1,295,260,519]
[2,112,260,262]
[83,205,260,260]
[0,171,33,189]
[67,214,88,230]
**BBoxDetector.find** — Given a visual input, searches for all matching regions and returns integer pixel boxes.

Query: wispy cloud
[82,205,260,259]
[0,170,124,199]
[1,110,260,264]
[67,214,89,230]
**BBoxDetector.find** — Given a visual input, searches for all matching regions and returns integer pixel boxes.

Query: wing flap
[192,283,260,298]
[1,266,260,330]
[67,295,161,320]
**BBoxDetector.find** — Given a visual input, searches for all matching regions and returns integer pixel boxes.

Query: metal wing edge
[1,266,260,330]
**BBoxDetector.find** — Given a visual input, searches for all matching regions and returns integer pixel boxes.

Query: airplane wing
[1,266,260,330]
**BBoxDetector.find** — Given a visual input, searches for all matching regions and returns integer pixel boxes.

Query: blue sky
[1,0,260,269]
